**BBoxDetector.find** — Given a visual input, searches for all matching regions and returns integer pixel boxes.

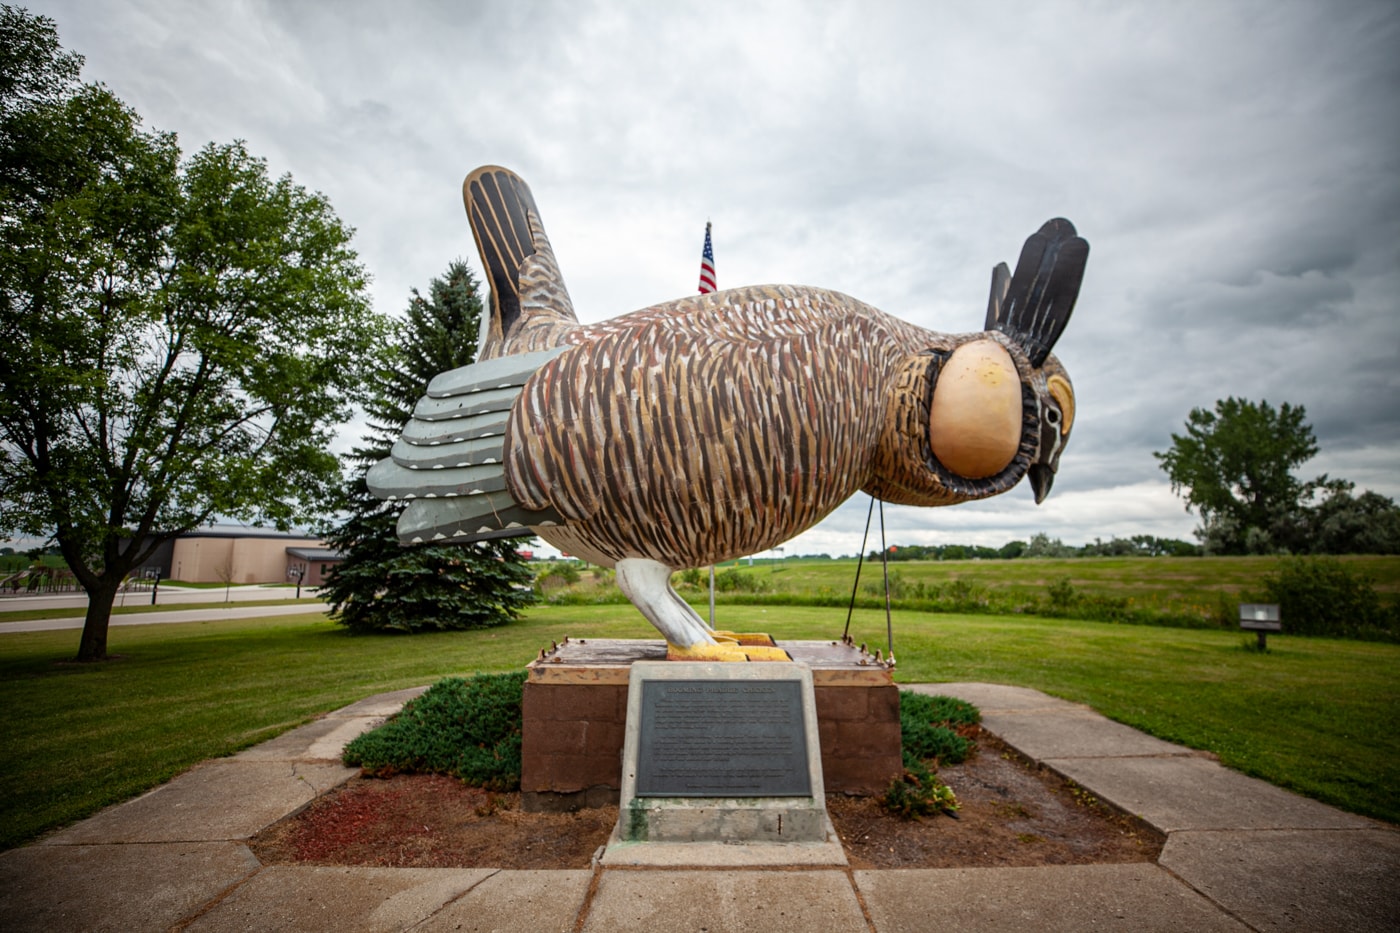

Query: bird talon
[710,630,778,647]
[666,641,791,662]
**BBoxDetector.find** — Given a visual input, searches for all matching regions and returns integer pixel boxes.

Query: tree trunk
[75,576,122,662]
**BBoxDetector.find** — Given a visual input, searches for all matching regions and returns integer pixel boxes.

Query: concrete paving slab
[306,716,388,759]
[602,831,847,867]
[232,716,386,761]
[0,841,258,933]
[981,708,1197,761]
[184,865,495,932]
[581,869,868,932]
[413,869,592,932]
[330,685,428,718]
[910,682,1081,711]
[41,760,356,844]
[228,717,354,760]
[1161,828,1400,932]
[602,783,846,866]
[855,864,1249,932]
[1044,755,1379,833]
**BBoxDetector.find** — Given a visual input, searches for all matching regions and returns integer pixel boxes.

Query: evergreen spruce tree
[323,261,536,632]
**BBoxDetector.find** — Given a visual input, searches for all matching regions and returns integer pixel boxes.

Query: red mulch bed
[251,731,1162,870]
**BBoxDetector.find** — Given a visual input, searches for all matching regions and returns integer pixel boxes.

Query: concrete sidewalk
[2,683,1395,932]
[1,602,327,633]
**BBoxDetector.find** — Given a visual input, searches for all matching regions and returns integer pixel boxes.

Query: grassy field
[709,553,1400,604]
[2,597,1396,850]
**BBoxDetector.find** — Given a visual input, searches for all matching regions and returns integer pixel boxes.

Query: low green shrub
[882,751,958,819]
[342,671,526,790]
[714,568,772,594]
[897,691,977,764]
[880,691,980,819]
[545,582,629,606]
[864,568,909,599]
[862,572,991,611]
[1262,556,1399,641]
[1033,579,1222,630]
[534,562,581,594]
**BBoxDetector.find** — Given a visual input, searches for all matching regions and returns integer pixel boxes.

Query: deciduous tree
[1300,482,1400,555]
[0,8,383,659]
[1154,397,1323,554]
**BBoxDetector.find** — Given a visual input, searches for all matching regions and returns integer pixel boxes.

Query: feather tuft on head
[984,219,1089,367]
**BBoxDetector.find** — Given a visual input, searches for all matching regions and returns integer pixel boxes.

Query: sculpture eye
[1047,375,1074,436]
[928,339,1021,479]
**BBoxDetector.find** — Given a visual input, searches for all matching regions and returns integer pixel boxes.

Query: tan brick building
[143,526,343,585]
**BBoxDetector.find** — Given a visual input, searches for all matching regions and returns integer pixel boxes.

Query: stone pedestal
[521,639,900,811]
[617,661,827,844]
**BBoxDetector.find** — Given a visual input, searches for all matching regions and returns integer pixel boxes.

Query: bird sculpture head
[982,217,1083,504]
[867,218,1085,511]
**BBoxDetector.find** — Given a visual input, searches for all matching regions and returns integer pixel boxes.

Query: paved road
[0,585,329,633]
[0,583,323,614]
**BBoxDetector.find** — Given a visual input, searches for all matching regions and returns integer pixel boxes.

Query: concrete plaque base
[615,661,829,846]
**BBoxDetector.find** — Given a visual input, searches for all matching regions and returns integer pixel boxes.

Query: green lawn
[2,602,1396,851]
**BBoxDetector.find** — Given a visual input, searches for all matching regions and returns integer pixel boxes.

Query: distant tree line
[867,533,1201,562]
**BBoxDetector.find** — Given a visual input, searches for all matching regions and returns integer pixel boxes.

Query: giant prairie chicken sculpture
[369,166,1088,660]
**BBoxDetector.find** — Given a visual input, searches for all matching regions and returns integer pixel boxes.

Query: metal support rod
[843,495,877,641]
[878,499,894,663]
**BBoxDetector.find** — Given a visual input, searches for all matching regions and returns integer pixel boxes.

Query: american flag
[698,222,716,294]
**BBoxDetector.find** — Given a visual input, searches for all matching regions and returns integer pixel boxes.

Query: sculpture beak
[1028,464,1054,505]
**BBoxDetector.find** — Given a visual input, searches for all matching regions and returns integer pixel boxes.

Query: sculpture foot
[711,630,777,647]
[666,641,791,662]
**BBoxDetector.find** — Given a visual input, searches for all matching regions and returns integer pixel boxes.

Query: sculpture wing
[366,347,569,543]
[366,167,587,544]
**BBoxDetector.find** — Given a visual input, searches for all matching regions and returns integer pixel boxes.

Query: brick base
[521,677,901,810]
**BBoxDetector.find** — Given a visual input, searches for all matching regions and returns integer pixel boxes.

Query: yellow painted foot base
[666,640,791,662]
[710,630,777,647]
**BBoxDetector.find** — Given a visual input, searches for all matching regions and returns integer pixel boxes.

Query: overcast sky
[28,0,1400,557]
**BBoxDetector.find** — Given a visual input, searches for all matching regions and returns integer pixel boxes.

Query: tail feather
[463,166,578,360]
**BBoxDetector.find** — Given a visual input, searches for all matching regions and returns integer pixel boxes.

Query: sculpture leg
[614,558,789,661]
[614,558,716,648]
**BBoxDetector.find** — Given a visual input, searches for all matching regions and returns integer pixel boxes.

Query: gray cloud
[28,0,1400,554]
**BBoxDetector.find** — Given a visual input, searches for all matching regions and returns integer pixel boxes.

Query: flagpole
[709,564,716,629]
[699,220,717,628]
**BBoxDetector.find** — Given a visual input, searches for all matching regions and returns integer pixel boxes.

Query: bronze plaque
[635,679,811,797]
